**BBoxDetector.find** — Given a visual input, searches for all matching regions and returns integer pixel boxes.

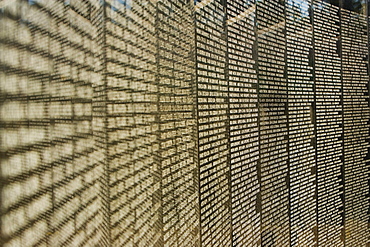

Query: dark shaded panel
[341,7,370,245]
[312,1,344,246]
[256,0,290,246]
[323,0,341,7]
[343,0,366,14]
[286,0,316,246]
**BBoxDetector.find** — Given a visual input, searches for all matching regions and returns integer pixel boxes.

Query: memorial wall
[286,0,316,245]
[0,0,369,246]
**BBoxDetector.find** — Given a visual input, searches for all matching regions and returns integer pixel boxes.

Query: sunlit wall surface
[226,0,260,246]
[0,0,369,246]
[195,1,231,246]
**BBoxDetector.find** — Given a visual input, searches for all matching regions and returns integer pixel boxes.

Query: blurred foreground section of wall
[0,0,369,246]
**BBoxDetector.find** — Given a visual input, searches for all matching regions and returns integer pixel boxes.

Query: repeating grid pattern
[226,0,260,246]
[256,1,290,246]
[0,1,109,246]
[0,0,369,247]
[286,1,316,246]
[341,6,370,246]
[156,1,199,246]
[195,1,231,246]
[368,14,370,247]
[103,0,160,246]
[312,1,345,246]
